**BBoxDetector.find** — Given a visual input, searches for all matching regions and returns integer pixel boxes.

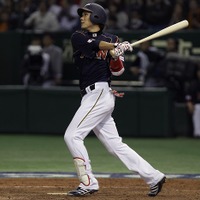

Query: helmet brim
[77,7,93,17]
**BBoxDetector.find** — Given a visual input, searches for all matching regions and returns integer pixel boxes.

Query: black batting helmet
[77,3,107,26]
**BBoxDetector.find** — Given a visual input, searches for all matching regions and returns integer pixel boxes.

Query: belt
[81,82,111,97]
[80,84,95,97]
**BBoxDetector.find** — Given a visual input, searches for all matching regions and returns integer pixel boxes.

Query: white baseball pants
[64,82,164,188]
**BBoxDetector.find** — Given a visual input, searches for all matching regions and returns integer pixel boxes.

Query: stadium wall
[0,86,191,137]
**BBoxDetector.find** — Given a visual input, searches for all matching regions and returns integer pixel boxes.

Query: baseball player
[64,3,166,197]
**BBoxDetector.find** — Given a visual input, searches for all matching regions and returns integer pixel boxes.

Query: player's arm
[99,41,117,50]
[99,41,133,58]
[71,31,132,58]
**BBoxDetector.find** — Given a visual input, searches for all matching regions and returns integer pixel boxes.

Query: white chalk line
[0,172,200,179]
[47,192,68,195]
[0,186,58,188]
[0,185,135,189]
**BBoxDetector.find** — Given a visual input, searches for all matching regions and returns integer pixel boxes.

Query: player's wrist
[110,49,118,59]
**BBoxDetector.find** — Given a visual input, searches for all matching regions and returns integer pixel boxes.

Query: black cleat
[67,187,98,196]
[148,176,166,197]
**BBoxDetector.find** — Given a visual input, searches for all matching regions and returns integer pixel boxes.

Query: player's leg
[64,109,99,194]
[64,96,102,192]
[93,114,165,196]
[64,85,114,195]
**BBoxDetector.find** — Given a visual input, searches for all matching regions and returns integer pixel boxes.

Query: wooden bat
[131,20,189,47]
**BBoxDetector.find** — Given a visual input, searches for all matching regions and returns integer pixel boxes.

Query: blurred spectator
[128,0,146,30]
[169,1,185,25]
[0,10,9,31]
[129,0,144,12]
[21,36,50,86]
[24,1,60,32]
[185,66,200,138]
[15,0,38,30]
[0,0,196,32]
[57,0,79,32]
[161,38,184,100]
[106,3,119,31]
[107,0,129,31]
[42,33,63,87]
[188,0,200,29]
[144,0,173,30]
[0,0,19,30]
[162,38,197,102]
[166,37,179,53]
[115,0,129,31]
[129,40,165,87]
[106,15,118,32]
[48,0,62,17]
[129,10,148,30]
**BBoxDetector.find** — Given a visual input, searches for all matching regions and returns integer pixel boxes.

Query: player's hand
[119,41,133,52]
[111,90,125,98]
[113,41,133,57]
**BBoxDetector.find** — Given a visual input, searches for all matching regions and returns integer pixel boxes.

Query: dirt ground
[0,178,200,200]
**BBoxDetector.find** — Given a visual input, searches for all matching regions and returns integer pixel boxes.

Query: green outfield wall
[0,86,27,132]
[0,86,191,137]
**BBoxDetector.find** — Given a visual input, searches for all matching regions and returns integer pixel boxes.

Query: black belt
[80,84,95,97]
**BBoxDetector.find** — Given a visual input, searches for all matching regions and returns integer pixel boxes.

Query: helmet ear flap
[90,14,100,24]
[93,14,99,20]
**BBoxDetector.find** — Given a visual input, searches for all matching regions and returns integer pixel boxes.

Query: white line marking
[47,193,68,195]
[0,172,200,179]
[0,186,58,188]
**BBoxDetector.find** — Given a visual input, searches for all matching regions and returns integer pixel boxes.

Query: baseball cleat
[67,187,98,196]
[148,176,166,197]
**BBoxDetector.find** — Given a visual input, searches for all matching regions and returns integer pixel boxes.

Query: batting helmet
[77,3,107,26]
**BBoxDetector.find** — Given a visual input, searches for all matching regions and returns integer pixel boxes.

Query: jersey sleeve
[71,31,101,59]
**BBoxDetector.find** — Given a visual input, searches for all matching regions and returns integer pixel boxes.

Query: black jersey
[71,30,119,90]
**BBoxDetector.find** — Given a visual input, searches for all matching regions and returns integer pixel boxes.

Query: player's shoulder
[101,32,119,43]
[102,32,116,37]
[71,30,88,40]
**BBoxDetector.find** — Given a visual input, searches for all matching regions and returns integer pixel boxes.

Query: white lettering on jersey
[87,39,95,43]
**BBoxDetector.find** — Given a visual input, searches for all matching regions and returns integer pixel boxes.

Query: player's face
[80,11,93,30]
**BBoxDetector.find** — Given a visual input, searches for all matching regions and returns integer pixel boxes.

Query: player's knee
[64,131,73,145]
[64,131,81,147]
[64,130,73,145]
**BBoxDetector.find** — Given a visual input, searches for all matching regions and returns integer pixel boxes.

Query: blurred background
[0,0,200,139]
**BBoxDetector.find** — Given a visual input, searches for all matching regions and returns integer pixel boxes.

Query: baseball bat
[131,20,189,47]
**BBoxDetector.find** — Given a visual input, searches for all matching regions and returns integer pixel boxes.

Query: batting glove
[119,41,133,52]
[113,41,133,57]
